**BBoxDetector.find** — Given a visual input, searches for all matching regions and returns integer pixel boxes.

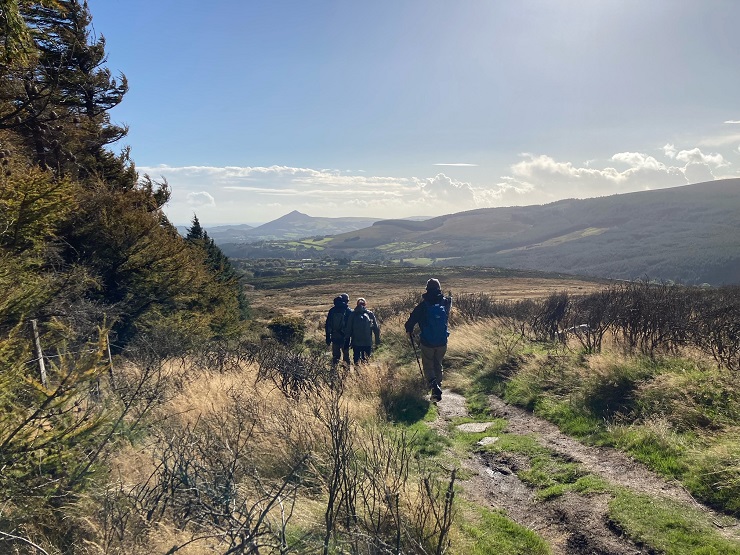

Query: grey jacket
[343,306,380,348]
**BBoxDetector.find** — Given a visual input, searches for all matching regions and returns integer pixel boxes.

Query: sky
[87,0,740,226]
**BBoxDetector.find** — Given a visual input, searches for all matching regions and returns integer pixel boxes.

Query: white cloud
[421,173,476,202]
[496,145,726,204]
[143,164,486,224]
[698,132,740,147]
[724,120,740,124]
[145,137,734,225]
[611,152,667,171]
[673,147,727,167]
[186,191,215,207]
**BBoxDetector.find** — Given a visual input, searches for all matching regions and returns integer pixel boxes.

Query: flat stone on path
[456,422,496,433]
[477,436,500,446]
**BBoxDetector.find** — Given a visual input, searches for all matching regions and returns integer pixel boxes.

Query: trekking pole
[409,334,424,380]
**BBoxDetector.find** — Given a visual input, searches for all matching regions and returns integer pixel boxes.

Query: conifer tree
[186,213,205,240]
[186,213,250,319]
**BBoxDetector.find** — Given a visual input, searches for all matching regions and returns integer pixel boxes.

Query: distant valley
[218,179,740,286]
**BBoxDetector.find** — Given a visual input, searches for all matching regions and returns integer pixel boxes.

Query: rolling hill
[323,179,740,285]
[221,179,740,285]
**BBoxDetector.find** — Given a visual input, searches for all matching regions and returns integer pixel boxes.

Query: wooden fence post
[30,319,48,388]
[106,332,116,389]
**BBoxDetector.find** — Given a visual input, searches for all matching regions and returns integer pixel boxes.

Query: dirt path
[432,390,740,555]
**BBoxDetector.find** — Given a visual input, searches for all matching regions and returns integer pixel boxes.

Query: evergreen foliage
[0,3,247,548]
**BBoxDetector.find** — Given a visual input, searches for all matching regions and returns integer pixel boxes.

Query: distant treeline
[377,281,740,372]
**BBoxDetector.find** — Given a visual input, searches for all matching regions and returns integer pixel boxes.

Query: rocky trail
[431,389,740,555]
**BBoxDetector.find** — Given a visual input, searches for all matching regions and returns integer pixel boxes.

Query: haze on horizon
[88,1,740,226]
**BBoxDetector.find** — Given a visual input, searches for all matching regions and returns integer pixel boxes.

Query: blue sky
[88,1,740,225]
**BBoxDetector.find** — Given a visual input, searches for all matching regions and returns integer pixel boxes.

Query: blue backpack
[421,301,449,346]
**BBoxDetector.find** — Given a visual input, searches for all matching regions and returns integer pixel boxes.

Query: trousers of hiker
[404,278,452,401]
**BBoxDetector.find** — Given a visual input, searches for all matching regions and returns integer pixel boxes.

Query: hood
[333,297,346,308]
[422,290,445,303]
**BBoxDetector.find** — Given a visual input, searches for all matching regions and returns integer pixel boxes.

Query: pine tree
[186,214,249,319]
[3,0,134,186]
[186,213,205,241]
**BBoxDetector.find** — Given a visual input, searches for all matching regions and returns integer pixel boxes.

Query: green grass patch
[501,368,547,411]
[463,358,511,419]
[405,421,451,457]
[684,435,740,517]
[534,397,610,443]
[479,431,610,501]
[609,489,740,555]
[611,425,690,479]
[458,506,551,555]
[519,455,585,493]
[376,242,435,253]
[401,257,434,266]
[479,433,545,458]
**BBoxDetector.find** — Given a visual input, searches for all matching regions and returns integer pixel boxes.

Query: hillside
[317,179,740,285]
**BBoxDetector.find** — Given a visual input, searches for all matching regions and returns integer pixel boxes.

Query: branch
[0,530,50,555]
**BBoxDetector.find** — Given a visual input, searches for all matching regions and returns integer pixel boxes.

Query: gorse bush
[267,316,307,346]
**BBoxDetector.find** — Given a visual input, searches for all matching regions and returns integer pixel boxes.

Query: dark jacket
[343,306,380,348]
[405,290,452,347]
[325,297,352,342]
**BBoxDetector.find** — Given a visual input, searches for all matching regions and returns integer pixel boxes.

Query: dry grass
[248,275,606,323]
[92,274,613,553]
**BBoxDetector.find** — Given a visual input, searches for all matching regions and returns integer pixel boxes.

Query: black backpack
[330,308,346,335]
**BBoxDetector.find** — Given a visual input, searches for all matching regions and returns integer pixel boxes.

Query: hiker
[405,278,452,401]
[325,293,352,366]
[343,297,381,364]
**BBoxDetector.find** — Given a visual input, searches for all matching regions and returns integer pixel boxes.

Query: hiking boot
[431,382,443,402]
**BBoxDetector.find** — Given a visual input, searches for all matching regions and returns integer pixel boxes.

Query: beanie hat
[426,278,441,292]
[340,293,349,303]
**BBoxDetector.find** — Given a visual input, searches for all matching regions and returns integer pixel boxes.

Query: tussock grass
[609,489,740,555]
[455,504,552,555]
[685,430,740,516]
[609,417,692,478]
[458,325,740,519]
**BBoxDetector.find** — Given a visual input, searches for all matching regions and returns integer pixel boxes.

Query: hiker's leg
[432,345,447,386]
[331,341,342,365]
[353,347,361,365]
[341,341,351,364]
[420,344,436,386]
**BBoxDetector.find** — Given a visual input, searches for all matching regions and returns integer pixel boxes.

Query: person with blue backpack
[405,278,452,401]
[325,293,352,367]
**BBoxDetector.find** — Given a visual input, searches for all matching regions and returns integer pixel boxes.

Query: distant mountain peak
[279,210,311,221]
